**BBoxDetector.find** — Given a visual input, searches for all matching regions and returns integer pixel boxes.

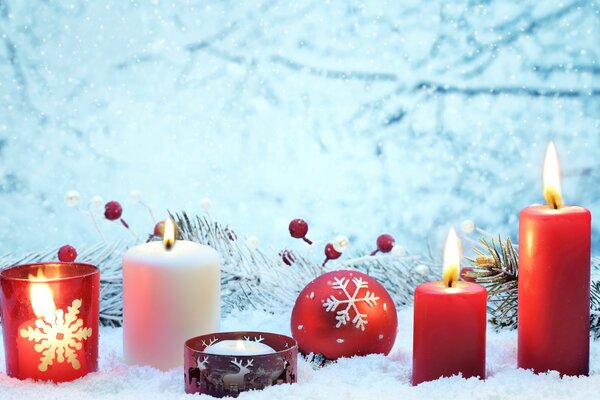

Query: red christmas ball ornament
[288,218,312,244]
[104,201,123,221]
[58,245,77,262]
[371,233,396,255]
[291,270,398,360]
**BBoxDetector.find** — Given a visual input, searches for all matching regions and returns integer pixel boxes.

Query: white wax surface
[203,340,276,356]
[122,240,221,371]
[123,240,220,267]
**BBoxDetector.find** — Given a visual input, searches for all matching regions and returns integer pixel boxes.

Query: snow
[0,1,598,397]
[1,309,599,399]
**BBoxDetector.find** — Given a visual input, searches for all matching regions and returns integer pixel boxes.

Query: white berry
[461,219,475,233]
[391,245,406,257]
[332,235,349,253]
[90,196,104,209]
[65,190,81,207]
[200,197,212,211]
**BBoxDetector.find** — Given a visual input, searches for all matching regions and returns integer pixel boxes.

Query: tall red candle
[518,142,591,376]
[412,228,487,385]
[0,262,99,382]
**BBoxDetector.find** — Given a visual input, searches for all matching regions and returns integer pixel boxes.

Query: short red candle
[412,281,487,385]
[0,262,99,382]
[518,205,591,375]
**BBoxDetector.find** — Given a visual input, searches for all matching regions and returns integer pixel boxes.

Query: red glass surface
[412,281,487,385]
[0,262,99,382]
[518,206,591,376]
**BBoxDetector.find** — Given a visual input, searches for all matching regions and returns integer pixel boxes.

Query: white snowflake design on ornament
[20,298,93,372]
[323,276,380,331]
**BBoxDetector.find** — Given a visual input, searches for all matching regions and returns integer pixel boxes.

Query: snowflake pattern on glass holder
[323,277,379,331]
[20,298,93,372]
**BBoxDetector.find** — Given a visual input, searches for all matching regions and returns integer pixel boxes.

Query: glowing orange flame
[163,218,175,250]
[442,227,461,287]
[543,141,562,209]
[29,269,56,320]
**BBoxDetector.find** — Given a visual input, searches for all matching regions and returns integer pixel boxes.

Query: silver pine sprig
[1,212,436,327]
[465,236,600,337]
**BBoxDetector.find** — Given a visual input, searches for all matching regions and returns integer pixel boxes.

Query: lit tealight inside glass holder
[0,262,99,382]
[184,331,298,398]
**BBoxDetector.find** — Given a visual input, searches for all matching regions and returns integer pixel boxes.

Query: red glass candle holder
[0,262,99,382]
[184,331,298,397]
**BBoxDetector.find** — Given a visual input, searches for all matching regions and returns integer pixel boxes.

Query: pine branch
[171,212,436,316]
[591,279,600,340]
[1,214,597,339]
[465,236,600,335]
[0,241,128,327]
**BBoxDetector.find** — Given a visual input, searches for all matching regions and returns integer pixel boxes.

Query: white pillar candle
[204,340,276,356]
[123,220,221,370]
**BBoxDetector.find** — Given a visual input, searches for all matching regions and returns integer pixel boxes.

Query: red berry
[154,220,165,236]
[104,201,123,221]
[279,249,297,266]
[289,218,309,239]
[376,234,395,253]
[324,243,342,263]
[289,218,312,244]
[58,245,77,262]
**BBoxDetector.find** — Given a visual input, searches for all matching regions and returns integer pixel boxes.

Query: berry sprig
[104,201,137,239]
[65,190,106,242]
[152,219,182,241]
[322,243,342,267]
[370,233,395,256]
[289,218,313,245]
[58,245,78,262]
[322,235,349,267]
[151,220,166,240]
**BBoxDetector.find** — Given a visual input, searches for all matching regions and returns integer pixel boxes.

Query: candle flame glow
[543,141,562,209]
[442,227,461,288]
[236,340,246,351]
[163,218,175,250]
[29,269,56,320]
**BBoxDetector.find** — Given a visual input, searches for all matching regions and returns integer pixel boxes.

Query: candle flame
[543,141,562,209]
[163,218,175,250]
[29,269,56,320]
[442,227,461,288]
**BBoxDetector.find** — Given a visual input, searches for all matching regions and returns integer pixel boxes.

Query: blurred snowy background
[0,0,598,255]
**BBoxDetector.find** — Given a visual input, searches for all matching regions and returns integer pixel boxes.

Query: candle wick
[165,242,174,251]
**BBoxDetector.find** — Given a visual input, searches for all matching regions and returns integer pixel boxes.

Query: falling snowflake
[323,276,379,331]
[20,298,93,372]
